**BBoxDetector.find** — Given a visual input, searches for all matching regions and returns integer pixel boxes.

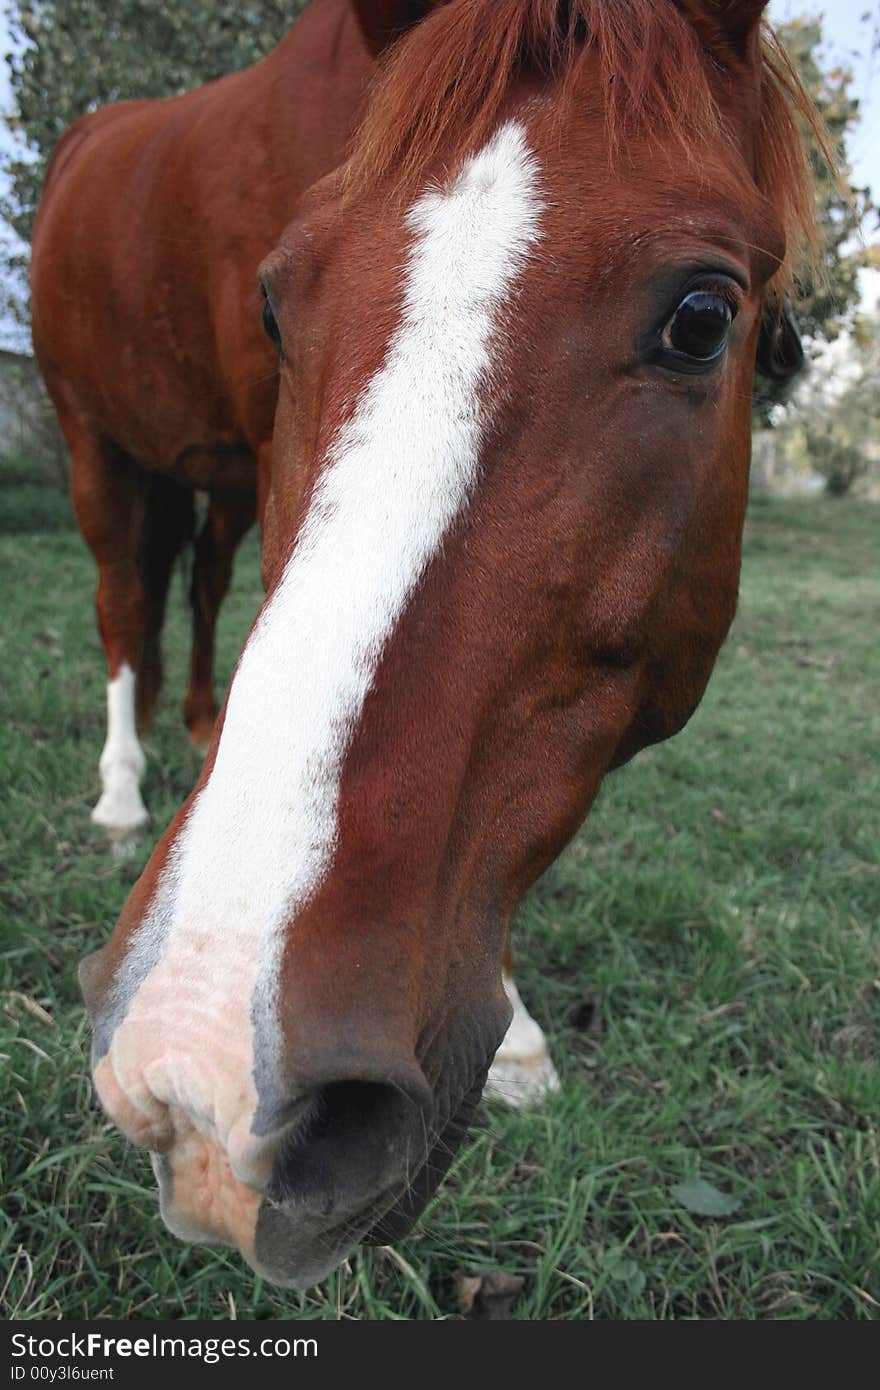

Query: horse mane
[345,0,829,300]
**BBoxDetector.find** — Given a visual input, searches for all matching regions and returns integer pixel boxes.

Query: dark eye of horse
[664,291,734,364]
[262,295,284,357]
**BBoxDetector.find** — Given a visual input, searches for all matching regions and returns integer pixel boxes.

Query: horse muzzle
[93,1025,494,1288]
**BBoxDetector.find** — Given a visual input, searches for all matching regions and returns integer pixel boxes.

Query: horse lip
[363,1067,489,1246]
[252,1115,438,1286]
[253,1069,488,1286]
[253,1181,403,1289]
[252,1153,433,1288]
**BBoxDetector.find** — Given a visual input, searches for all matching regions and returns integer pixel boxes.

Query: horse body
[79,0,817,1289]
[30,0,376,823]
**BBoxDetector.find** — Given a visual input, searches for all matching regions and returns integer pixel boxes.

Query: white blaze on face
[93,122,544,1199]
[91,663,148,837]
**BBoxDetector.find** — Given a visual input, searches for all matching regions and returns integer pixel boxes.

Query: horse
[77,0,818,1291]
[29,0,383,839]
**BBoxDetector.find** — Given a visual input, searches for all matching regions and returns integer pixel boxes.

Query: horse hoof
[187,717,216,755]
[91,792,149,842]
[484,1050,561,1108]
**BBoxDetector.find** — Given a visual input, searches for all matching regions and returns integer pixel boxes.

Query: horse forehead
[91,121,545,1073]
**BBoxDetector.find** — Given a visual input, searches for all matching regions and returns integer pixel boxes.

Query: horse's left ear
[756,300,805,382]
[705,0,769,56]
[351,0,447,55]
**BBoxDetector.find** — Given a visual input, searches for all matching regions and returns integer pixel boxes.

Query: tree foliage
[807,326,880,496]
[773,17,876,342]
[748,17,877,423]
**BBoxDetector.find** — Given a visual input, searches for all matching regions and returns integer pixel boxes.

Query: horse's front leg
[184,488,257,752]
[64,421,151,840]
[486,941,560,1106]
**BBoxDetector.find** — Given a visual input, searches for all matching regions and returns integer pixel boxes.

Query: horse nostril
[270,1078,427,1212]
[313,1078,411,1136]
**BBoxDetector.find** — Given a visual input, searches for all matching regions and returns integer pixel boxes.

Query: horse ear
[350,0,445,56]
[756,300,805,382]
[702,1,769,57]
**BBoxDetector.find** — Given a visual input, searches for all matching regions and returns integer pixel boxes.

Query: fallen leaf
[455,1270,524,1320]
[671,1178,740,1218]
[795,655,835,670]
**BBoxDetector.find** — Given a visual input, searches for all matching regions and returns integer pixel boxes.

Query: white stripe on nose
[93,121,544,1160]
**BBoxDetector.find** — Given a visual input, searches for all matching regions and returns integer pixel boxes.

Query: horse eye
[262,294,284,356]
[664,290,734,363]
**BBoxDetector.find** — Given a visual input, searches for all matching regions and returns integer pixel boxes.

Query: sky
[1,1,878,348]
[771,0,880,196]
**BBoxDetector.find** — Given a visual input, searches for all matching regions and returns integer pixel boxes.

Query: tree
[772,17,876,343]
[749,16,877,424]
[805,325,880,495]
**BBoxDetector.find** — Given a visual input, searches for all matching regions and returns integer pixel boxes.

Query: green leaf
[671,1178,741,1218]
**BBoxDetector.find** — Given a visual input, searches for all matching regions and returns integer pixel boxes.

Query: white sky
[770,0,879,198]
[1,1,878,347]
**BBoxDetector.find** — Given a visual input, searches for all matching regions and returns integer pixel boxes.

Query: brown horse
[79,0,817,1289]
[30,0,384,837]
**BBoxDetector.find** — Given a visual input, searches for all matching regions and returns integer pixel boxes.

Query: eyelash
[640,275,744,374]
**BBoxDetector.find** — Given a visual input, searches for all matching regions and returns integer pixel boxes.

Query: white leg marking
[95,123,545,1179]
[486,971,560,1107]
[91,664,148,838]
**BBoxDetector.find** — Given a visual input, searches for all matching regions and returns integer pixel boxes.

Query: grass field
[1,473,878,1321]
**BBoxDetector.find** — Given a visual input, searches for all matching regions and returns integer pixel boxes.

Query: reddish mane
[346,0,825,298]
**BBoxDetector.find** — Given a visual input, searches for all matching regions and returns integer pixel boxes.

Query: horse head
[80,0,815,1288]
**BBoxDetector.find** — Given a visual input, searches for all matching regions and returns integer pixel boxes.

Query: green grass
[1,481,878,1320]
